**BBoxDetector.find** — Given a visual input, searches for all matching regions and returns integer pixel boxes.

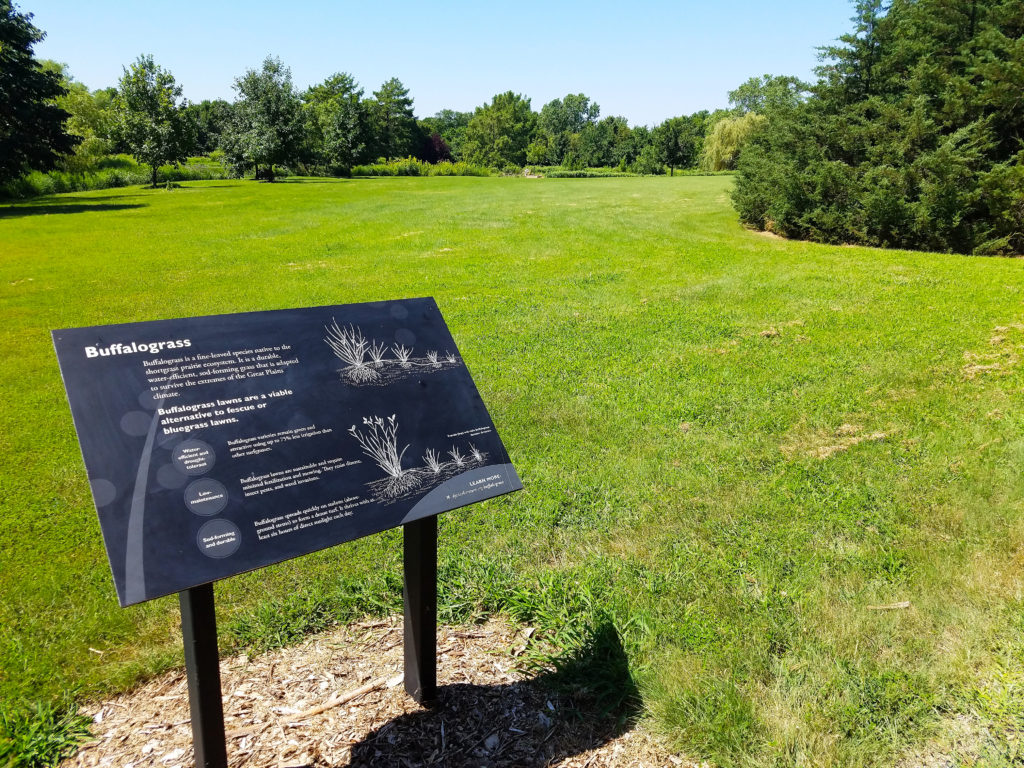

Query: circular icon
[394,328,416,347]
[184,479,229,517]
[390,304,409,320]
[172,439,215,476]
[120,410,152,437]
[196,519,241,559]
[90,478,117,507]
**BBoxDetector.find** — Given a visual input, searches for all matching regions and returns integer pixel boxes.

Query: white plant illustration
[368,339,388,366]
[325,320,378,383]
[392,343,413,366]
[349,415,420,495]
[469,443,485,463]
[445,351,457,364]
[423,448,443,474]
[448,446,466,467]
[426,350,439,366]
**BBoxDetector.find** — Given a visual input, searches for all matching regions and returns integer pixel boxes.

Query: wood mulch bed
[63,616,701,768]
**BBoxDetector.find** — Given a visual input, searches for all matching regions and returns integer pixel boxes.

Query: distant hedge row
[734,0,1023,256]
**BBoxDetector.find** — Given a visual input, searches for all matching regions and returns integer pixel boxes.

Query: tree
[303,72,370,175]
[183,99,233,154]
[222,56,303,181]
[370,77,415,160]
[113,55,192,186]
[42,62,116,160]
[733,0,1024,254]
[700,112,767,171]
[538,93,600,165]
[0,1,78,183]
[728,75,810,115]
[418,109,471,160]
[462,92,538,169]
[652,114,708,175]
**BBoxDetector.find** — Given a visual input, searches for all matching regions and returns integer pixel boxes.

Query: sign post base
[403,516,438,706]
[179,583,227,768]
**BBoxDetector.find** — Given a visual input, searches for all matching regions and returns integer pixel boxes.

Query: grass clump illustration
[325,320,380,384]
[348,415,421,496]
[448,446,466,467]
[368,339,387,366]
[392,343,413,366]
[423,448,443,474]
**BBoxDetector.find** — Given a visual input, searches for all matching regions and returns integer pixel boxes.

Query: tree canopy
[222,56,303,181]
[0,0,78,183]
[463,92,538,169]
[113,55,192,187]
[303,72,370,175]
[733,0,1024,255]
[370,77,415,160]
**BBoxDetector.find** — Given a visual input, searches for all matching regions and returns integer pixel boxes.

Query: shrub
[0,154,228,199]
[350,157,489,177]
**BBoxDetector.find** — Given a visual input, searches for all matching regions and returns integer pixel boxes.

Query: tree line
[3,0,782,187]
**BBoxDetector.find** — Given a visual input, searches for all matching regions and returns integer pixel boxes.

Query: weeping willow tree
[699,113,767,171]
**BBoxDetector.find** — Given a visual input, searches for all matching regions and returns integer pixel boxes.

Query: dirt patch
[63,617,693,768]
[781,423,888,460]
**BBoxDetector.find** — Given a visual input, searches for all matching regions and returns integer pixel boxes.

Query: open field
[2,176,1023,766]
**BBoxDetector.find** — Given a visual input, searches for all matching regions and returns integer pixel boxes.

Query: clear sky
[30,0,856,126]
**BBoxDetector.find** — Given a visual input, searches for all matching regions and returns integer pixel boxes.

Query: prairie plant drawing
[368,339,387,366]
[348,414,421,497]
[325,320,379,384]
[423,448,443,474]
[392,343,413,367]
[325,323,461,387]
[469,443,486,463]
[448,446,466,467]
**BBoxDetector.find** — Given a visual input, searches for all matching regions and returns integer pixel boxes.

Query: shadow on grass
[349,621,640,767]
[0,202,145,219]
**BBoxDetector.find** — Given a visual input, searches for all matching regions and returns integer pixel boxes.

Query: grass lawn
[1,176,1023,766]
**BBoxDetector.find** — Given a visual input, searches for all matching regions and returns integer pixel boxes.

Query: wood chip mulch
[63,616,702,768]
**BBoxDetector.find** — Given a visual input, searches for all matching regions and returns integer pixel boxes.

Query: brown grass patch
[962,323,1024,379]
[781,423,889,460]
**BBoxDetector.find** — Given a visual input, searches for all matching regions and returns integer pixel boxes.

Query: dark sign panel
[53,299,521,606]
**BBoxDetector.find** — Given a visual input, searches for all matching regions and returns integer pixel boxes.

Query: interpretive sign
[53,298,522,606]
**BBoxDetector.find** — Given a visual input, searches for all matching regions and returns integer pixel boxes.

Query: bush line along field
[1,176,1023,766]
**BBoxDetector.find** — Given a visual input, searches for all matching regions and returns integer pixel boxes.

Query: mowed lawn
[2,176,1023,766]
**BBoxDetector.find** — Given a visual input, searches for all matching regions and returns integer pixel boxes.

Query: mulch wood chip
[63,616,700,768]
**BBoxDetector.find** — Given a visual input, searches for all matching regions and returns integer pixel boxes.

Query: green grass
[1,176,1023,766]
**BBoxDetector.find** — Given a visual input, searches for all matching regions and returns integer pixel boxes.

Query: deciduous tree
[303,73,370,175]
[462,92,538,169]
[0,1,78,183]
[222,56,303,181]
[113,55,192,187]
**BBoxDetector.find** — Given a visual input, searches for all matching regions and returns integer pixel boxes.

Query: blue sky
[31,0,856,126]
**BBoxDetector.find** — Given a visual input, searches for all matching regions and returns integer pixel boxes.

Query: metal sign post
[179,584,227,768]
[403,516,438,706]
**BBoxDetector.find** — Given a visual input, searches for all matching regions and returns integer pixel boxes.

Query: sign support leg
[179,583,227,768]
[403,516,438,706]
